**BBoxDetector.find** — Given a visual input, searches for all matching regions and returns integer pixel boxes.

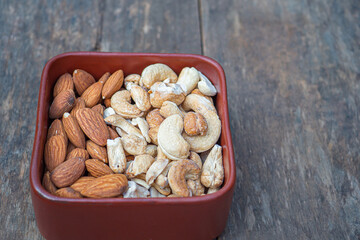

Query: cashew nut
[107,137,126,173]
[121,134,147,156]
[187,179,205,196]
[103,107,116,119]
[105,114,144,140]
[146,109,164,129]
[146,158,169,185]
[183,112,208,136]
[189,151,202,169]
[157,114,190,160]
[126,154,155,178]
[191,89,214,104]
[207,187,220,194]
[141,63,177,88]
[198,71,217,96]
[200,144,224,188]
[150,187,166,198]
[152,183,171,196]
[149,82,185,108]
[128,84,151,111]
[123,181,150,198]
[159,101,184,118]
[154,174,168,189]
[168,159,201,197]
[124,74,141,87]
[111,90,143,118]
[176,67,200,95]
[145,144,157,157]
[181,94,221,152]
[131,117,151,143]
[132,178,151,189]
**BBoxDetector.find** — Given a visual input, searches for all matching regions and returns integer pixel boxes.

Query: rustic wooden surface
[0,0,359,239]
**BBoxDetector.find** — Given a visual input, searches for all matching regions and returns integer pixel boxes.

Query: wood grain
[200,0,360,239]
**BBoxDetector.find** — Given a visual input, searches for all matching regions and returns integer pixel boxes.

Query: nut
[140,63,177,88]
[76,108,110,146]
[146,158,169,185]
[123,181,150,198]
[44,135,67,172]
[131,117,151,143]
[187,179,205,196]
[176,67,200,95]
[66,148,89,160]
[50,157,85,188]
[111,90,143,119]
[62,112,85,149]
[105,114,144,140]
[207,187,220,194]
[190,89,214,104]
[121,134,147,156]
[200,144,224,188]
[148,126,159,145]
[107,137,127,173]
[108,126,120,140]
[53,73,74,97]
[168,159,201,197]
[189,151,202,168]
[157,114,190,160]
[70,176,95,193]
[145,144,157,157]
[150,187,166,198]
[85,159,114,177]
[86,140,108,163]
[103,107,116,119]
[49,89,75,119]
[126,154,155,178]
[47,119,68,142]
[42,171,57,194]
[80,174,128,198]
[197,71,217,96]
[81,81,104,108]
[70,97,86,117]
[159,101,184,118]
[73,69,96,95]
[149,82,185,108]
[183,112,208,136]
[102,69,124,99]
[182,94,221,152]
[55,187,82,198]
[91,104,105,116]
[129,84,151,111]
[98,72,111,84]
[152,183,171,196]
[146,109,164,128]
[124,74,141,86]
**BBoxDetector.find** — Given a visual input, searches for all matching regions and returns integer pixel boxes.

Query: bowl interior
[31,52,235,203]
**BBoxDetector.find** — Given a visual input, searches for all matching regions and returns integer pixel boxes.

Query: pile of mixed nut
[43,63,224,198]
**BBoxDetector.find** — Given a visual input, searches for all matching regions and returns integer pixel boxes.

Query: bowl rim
[30,51,236,204]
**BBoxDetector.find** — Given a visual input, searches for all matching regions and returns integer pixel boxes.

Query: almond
[81,81,104,108]
[80,174,128,198]
[49,89,75,119]
[101,70,124,99]
[98,72,110,84]
[44,135,67,171]
[53,73,74,97]
[91,104,105,116]
[66,142,76,155]
[86,140,108,163]
[55,187,82,198]
[47,119,67,142]
[66,148,89,160]
[73,69,96,95]
[62,112,85,148]
[42,171,57,194]
[70,97,86,117]
[76,108,109,146]
[85,159,113,177]
[108,126,119,140]
[104,98,111,108]
[51,157,85,188]
[70,176,95,192]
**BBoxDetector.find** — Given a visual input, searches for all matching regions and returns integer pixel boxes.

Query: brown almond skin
[66,148,89,160]
[85,159,113,177]
[42,171,57,194]
[108,126,119,140]
[55,187,82,198]
[53,73,74,97]
[73,69,95,95]
[51,157,85,188]
[81,81,104,108]
[66,142,76,155]
[76,108,109,146]
[70,97,86,117]
[44,135,67,172]
[86,140,108,163]
[70,176,95,193]
[91,104,105,116]
[98,72,110,84]
[62,112,86,149]
[47,119,68,142]
[104,98,111,108]
[80,174,128,198]
[102,69,124,99]
[49,89,75,119]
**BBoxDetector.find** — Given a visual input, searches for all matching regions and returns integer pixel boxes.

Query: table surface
[0,0,359,239]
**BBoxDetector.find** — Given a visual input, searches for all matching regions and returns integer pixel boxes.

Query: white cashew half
[176,67,200,95]
[150,187,166,197]
[200,144,224,188]
[146,158,169,185]
[111,90,144,119]
[124,74,141,87]
[128,83,151,111]
[187,178,205,196]
[107,137,126,173]
[189,151,202,169]
[132,117,151,143]
[157,114,190,160]
[121,134,147,156]
[145,144,157,157]
[103,107,116,119]
[198,71,217,96]
[123,181,150,198]
[149,81,185,108]
[105,114,144,140]
[181,94,221,152]
[126,154,155,178]
[207,187,220,194]
[132,178,151,189]
[141,63,178,88]
[159,101,184,118]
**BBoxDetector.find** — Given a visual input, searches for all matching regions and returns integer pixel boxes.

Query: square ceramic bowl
[30,52,236,240]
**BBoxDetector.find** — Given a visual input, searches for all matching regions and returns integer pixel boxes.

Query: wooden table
[0,0,359,239]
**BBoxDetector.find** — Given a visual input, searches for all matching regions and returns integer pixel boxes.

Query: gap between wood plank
[197,0,204,55]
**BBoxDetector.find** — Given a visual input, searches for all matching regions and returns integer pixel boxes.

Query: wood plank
[100,0,202,53]
[0,0,103,239]
[200,0,360,239]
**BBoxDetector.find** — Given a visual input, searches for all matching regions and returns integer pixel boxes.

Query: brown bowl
[30,52,236,240]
